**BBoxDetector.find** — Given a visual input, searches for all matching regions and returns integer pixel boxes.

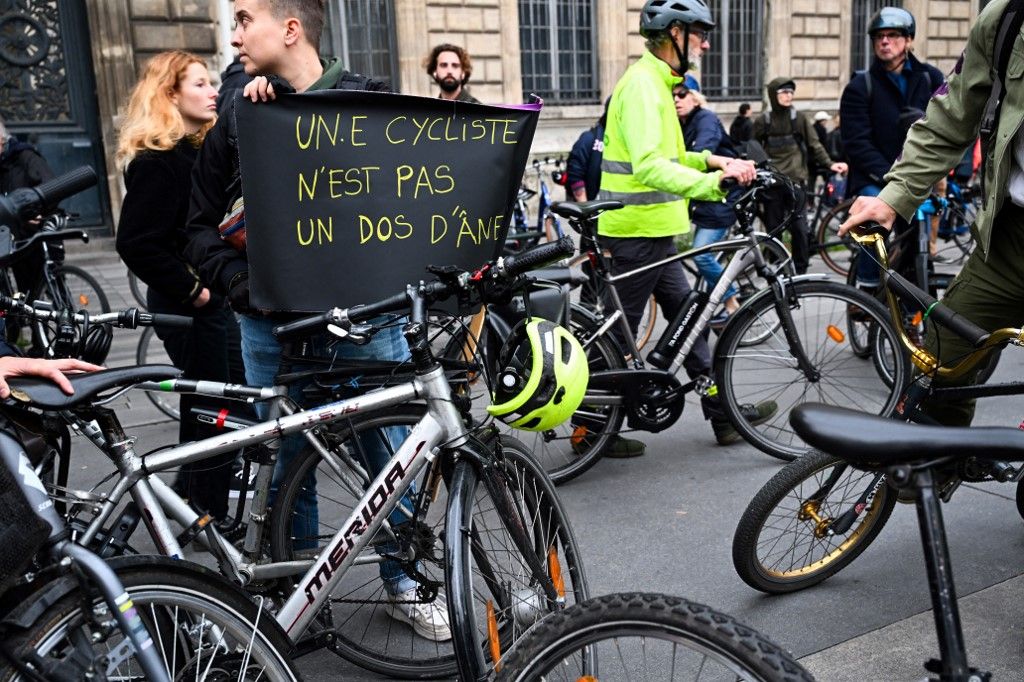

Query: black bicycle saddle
[791,404,1024,467]
[549,200,624,221]
[7,365,181,410]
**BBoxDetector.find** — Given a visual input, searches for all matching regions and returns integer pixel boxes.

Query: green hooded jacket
[753,77,834,183]
[878,0,1022,259]
[597,51,725,238]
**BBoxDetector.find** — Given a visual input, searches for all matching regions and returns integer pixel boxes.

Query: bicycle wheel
[714,280,907,460]
[579,278,658,351]
[516,305,627,485]
[495,592,813,682]
[128,271,148,309]
[56,264,110,314]
[136,326,182,421]
[815,199,856,277]
[268,405,458,679]
[0,556,298,681]
[726,236,796,348]
[733,449,897,594]
[446,435,589,680]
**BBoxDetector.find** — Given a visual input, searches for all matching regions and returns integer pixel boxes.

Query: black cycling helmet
[868,7,915,39]
[640,0,715,37]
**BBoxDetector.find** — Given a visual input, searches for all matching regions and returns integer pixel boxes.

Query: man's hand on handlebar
[0,357,103,399]
[708,155,756,186]
[839,195,899,237]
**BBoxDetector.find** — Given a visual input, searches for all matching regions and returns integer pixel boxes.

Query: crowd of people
[1,0,1021,648]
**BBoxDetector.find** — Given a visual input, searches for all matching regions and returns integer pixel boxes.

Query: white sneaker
[386,588,452,642]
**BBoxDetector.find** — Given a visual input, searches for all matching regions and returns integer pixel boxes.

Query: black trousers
[601,235,711,380]
[148,288,240,519]
[762,182,809,274]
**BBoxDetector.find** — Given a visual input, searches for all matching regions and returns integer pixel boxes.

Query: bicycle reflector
[487,318,588,431]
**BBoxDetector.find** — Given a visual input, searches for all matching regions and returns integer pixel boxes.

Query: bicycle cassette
[625,374,685,432]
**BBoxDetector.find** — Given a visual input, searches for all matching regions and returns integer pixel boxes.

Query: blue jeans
[239,315,416,595]
[691,225,738,301]
[854,184,884,288]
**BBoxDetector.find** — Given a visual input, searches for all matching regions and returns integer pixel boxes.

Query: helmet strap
[672,24,694,74]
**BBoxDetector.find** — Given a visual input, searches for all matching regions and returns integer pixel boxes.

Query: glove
[228,271,253,314]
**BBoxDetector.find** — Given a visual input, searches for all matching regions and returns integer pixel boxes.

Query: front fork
[769,278,820,381]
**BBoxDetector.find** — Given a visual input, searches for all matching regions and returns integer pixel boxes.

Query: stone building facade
[0,0,986,232]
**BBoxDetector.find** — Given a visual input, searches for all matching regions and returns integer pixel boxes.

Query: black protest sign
[235,91,541,312]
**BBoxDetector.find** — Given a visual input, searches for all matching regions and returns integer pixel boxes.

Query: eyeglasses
[673,89,689,99]
[689,28,710,43]
[873,30,906,42]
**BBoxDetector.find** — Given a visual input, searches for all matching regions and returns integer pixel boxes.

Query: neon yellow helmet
[486,318,589,432]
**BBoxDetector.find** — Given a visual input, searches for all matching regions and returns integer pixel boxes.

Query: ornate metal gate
[0,0,109,230]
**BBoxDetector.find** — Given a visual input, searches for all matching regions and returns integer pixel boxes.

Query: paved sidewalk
[65,238,1024,681]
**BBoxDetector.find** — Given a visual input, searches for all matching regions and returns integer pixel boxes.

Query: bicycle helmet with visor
[867,7,916,39]
[486,318,589,432]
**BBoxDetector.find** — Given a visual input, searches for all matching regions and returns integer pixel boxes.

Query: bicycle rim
[815,199,855,277]
[136,327,182,421]
[715,281,907,460]
[58,265,111,314]
[446,436,589,679]
[1,559,297,681]
[495,593,813,682]
[733,450,897,593]
[268,406,458,679]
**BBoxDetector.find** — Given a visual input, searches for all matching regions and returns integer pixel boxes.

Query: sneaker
[601,435,646,458]
[386,588,452,642]
[710,400,778,445]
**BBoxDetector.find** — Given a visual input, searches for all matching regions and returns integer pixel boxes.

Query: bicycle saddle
[7,365,181,410]
[549,200,624,221]
[791,404,1024,467]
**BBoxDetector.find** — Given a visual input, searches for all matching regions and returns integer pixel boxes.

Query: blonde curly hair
[116,51,215,169]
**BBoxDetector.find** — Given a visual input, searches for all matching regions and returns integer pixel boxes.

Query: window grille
[699,0,764,101]
[519,0,599,104]
[322,0,399,87]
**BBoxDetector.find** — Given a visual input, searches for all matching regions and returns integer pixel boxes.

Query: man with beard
[424,43,480,103]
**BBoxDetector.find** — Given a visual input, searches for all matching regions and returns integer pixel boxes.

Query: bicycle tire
[733,449,897,594]
[517,305,626,485]
[136,327,182,421]
[0,555,298,681]
[268,405,458,679]
[495,592,814,682]
[1016,478,1024,522]
[815,199,856,277]
[728,236,796,347]
[714,280,907,460]
[56,265,111,315]
[446,435,589,680]
[128,271,148,309]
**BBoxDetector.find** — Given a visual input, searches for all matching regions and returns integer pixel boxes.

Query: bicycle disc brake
[626,374,685,432]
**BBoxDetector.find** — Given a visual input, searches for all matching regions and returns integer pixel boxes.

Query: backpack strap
[979,0,1024,195]
[856,69,872,103]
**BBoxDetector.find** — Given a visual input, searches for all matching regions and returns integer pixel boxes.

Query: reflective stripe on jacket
[598,51,724,238]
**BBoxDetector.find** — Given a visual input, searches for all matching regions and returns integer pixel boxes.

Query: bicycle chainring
[626,374,685,432]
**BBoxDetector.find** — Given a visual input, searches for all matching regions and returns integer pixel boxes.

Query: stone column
[765,0,792,109]
[394,0,430,96]
[499,0,522,103]
[597,0,629,99]
[84,0,137,225]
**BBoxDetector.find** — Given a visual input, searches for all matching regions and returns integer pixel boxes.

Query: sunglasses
[673,88,690,99]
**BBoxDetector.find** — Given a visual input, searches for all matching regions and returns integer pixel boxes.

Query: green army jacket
[879,0,1023,257]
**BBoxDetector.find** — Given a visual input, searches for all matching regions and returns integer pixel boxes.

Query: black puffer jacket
[0,139,53,195]
[185,59,391,295]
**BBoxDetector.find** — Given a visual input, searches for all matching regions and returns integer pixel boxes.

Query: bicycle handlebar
[0,166,97,230]
[273,237,575,342]
[0,295,192,330]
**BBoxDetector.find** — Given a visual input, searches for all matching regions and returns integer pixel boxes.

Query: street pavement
[63,238,1024,680]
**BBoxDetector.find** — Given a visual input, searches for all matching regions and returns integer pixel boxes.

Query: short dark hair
[424,43,473,83]
[739,102,751,115]
[267,0,325,51]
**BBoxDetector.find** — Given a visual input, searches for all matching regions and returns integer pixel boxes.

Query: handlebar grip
[143,313,193,329]
[272,310,334,341]
[31,166,97,208]
[885,270,989,347]
[502,236,575,277]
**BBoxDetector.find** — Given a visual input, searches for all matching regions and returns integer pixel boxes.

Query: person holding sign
[598,0,775,449]
[424,43,480,104]
[116,50,241,525]
[184,0,451,642]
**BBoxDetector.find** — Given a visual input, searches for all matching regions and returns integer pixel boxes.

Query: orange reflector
[577,677,598,682]
[826,325,845,343]
[911,310,923,326]
[486,599,502,671]
[79,294,90,306]
[548,546,566,599]
[570,425,588,447]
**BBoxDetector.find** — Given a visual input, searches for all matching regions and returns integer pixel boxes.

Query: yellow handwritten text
[395,164,455,199]
[296,216,334,246]
[358,214,414,244]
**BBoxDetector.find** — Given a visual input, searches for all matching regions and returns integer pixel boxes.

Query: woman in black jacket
[115,51,238,523]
